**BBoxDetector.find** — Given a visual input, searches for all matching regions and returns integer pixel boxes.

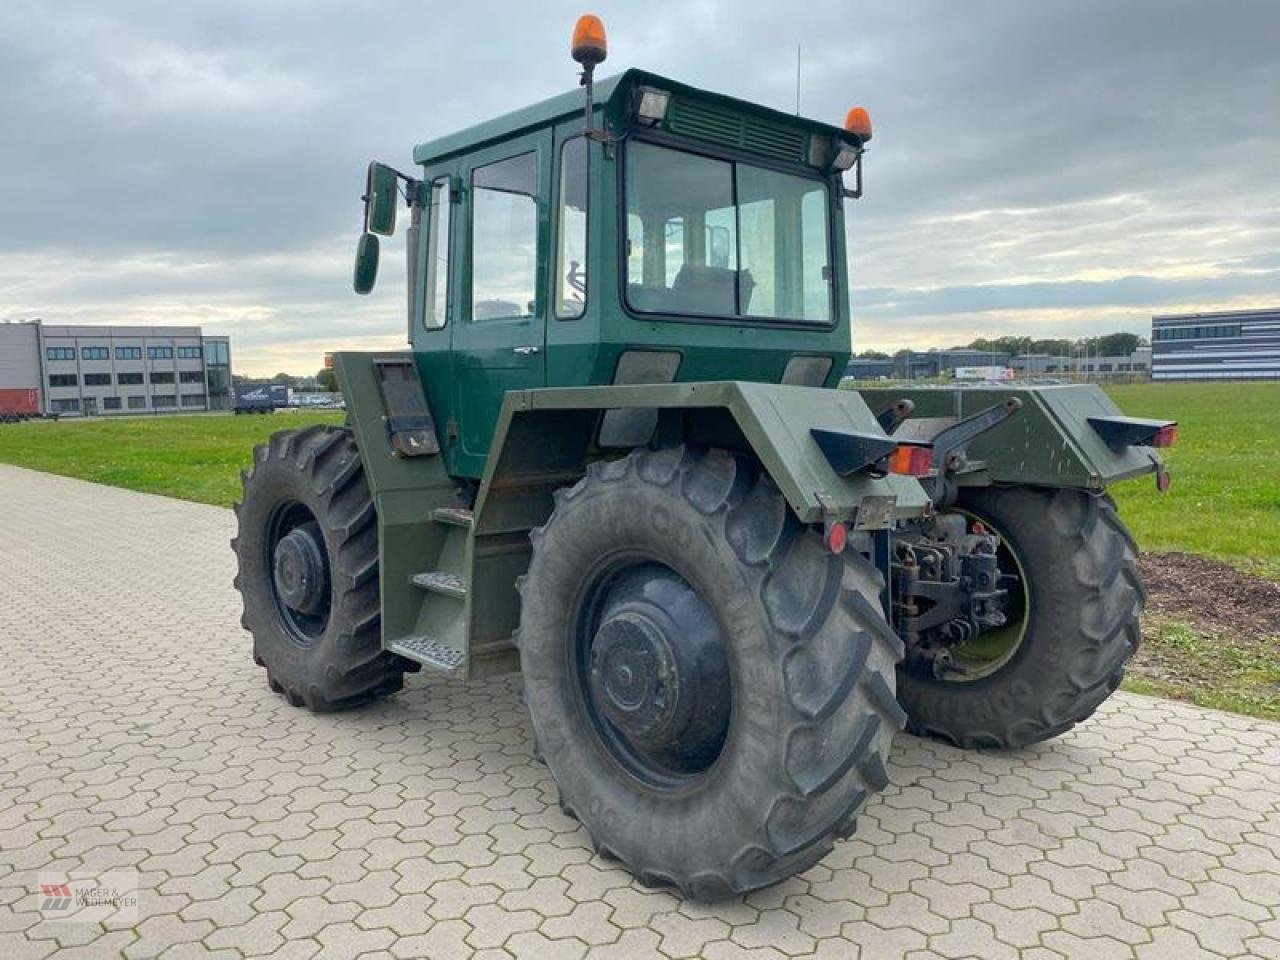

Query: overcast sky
[2,0,1277,375]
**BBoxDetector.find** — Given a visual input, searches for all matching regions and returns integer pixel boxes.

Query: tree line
[855,332,1147,361]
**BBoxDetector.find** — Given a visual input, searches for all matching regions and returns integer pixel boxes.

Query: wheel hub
[582,564,731,782]
[272,522,328,616]
[589,611,680,742]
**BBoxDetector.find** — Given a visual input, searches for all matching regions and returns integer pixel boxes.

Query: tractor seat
[626,267,755,316]
[671,265,755,316]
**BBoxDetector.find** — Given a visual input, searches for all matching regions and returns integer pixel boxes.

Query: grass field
[0,411,343,507]
[1106,381,1280,580]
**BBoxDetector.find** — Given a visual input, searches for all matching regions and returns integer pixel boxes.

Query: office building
[0,320,232,415]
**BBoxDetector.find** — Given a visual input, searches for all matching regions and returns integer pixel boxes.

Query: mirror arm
[361,164,422,210]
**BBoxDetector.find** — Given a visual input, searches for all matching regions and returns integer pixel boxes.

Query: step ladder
[385,507,472,675]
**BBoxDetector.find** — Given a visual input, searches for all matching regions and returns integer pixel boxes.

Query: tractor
[233,15,1175,899]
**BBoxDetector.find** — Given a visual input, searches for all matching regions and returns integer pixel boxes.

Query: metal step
[410,571,467,598]
[432,507,473,529]
[387,635,464,674]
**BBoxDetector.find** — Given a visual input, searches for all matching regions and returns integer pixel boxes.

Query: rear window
[624,140,832,324]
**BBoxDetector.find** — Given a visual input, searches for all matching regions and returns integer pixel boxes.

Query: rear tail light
[885,444,933,476]
[1151,424,1178,448]
[824,521,848,554]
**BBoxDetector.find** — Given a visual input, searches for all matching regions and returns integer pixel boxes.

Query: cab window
[624,140,831,323]
[423,177,451,330]
[556,137,588,318]
[471,152,538,321]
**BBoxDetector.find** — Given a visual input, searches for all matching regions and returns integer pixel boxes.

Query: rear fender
[855,383,1168,489]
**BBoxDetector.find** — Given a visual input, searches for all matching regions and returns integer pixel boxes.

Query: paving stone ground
[1,462,1278,960]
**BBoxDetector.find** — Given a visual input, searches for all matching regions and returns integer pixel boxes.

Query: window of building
[556,137,588,319]
[148,346,174,359]
[48,374,78,387]
[46,347,75,361]
[205,340,229,365]
[624,140,832,323]
[127,396,147,410]
[471,152,538,321]
[150,371,175,384]
[177,346,203,359]
[81,346,109,360]
[117,372,143,385]
[1155,322,1243,341]
[102,397,122,411]
[181,395,206,407]
[179,371,205,384]
[83,373,111,386]
[152,395,177,408]
[50,398,80,412]
[423,177,452,330]
[116,346,142,360]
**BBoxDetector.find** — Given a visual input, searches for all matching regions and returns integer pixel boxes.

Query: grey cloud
[1,0,1277,371]
[858,267,1280,317]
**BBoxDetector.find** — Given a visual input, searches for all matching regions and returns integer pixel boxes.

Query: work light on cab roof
[236,11,1178,904]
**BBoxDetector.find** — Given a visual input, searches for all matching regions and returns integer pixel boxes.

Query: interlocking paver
[2,462,1279,959]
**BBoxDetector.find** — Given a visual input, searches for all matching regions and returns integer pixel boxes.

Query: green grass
[0,412,343,507]
[1125,615,1280,722]
[1104,381,1280,580]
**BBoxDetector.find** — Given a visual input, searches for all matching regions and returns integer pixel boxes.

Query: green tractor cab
[233,14,1173,899]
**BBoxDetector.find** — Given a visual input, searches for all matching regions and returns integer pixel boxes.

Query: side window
[556,138,588,319]
[423,177,451,330]
[471,152,538,322]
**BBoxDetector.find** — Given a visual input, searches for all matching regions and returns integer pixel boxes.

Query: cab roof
[412,68,860,167]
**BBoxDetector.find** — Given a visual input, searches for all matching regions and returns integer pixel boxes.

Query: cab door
[449,129,553,476]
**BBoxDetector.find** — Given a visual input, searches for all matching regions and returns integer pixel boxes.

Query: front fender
[477,381,931,531]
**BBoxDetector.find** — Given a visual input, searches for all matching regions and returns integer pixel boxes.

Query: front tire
[232,425,407,710]
[517,446,905,899]
[897,486,1143,749]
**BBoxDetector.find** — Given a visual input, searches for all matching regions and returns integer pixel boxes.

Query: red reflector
[825,521,848,554]
[886,444,933,476]
[1151,424,1178,448]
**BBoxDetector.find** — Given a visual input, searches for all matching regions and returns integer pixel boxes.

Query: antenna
[795,45,801,114]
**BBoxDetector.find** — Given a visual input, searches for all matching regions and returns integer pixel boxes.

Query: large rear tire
[897,486,1143,749]
[232,425,407,711]
[517,446,905,899]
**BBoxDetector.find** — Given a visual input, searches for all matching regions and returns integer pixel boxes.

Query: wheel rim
[573,560,731,789]
[941,511,1029,682]
[265,501,331,646]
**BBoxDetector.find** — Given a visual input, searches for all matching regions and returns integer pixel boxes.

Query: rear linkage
[876,397,1024,678]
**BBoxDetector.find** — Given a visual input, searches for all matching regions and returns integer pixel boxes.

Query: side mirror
[353,233,380,295]
[364,162,399,236]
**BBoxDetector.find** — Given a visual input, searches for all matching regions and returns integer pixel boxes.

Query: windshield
[625,140,832,324]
